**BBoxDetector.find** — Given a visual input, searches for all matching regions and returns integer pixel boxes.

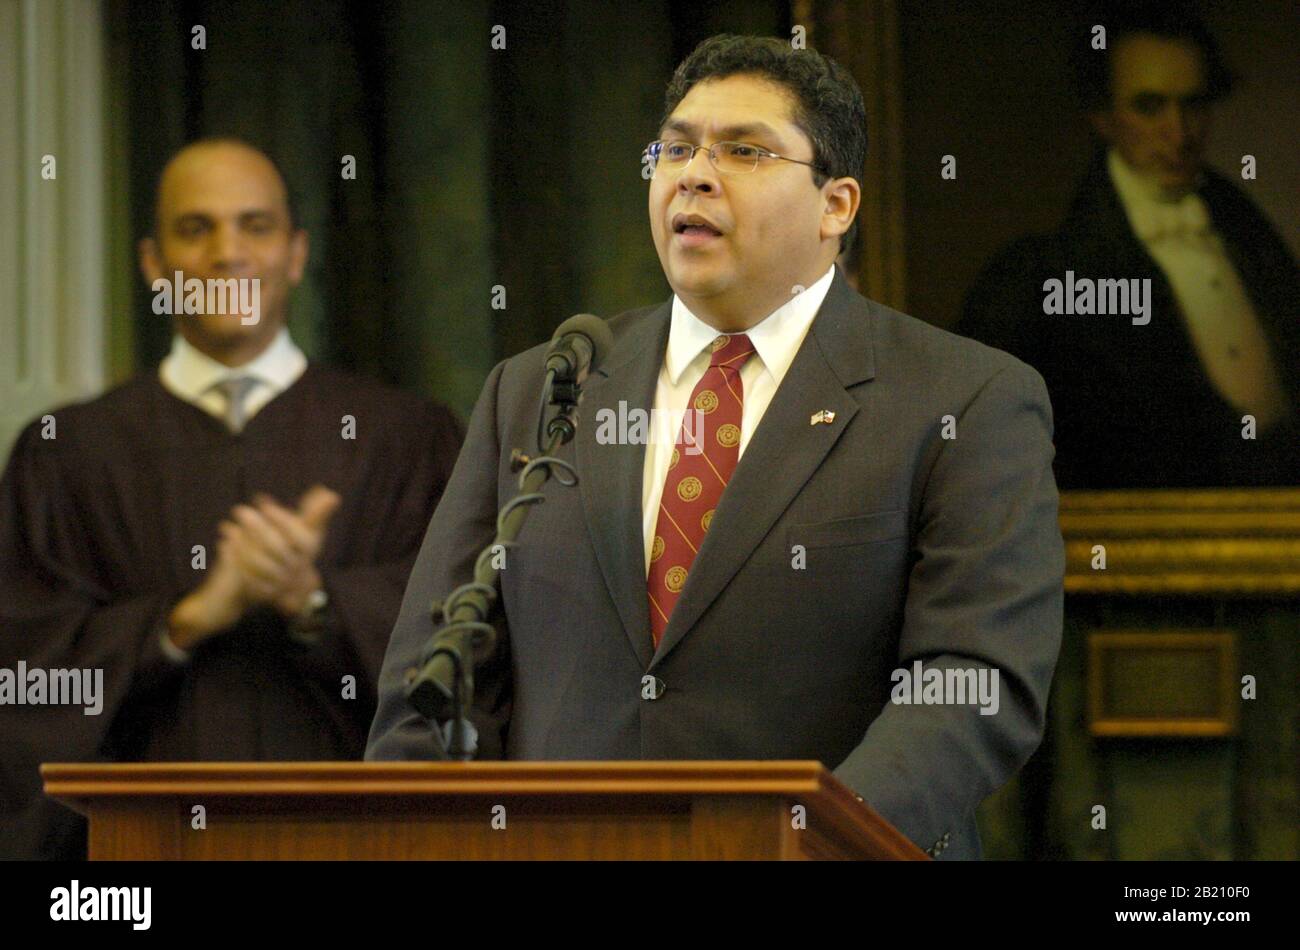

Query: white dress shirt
[641,265,836,574]
[1108,150,1289,429]
[159,327,308,427]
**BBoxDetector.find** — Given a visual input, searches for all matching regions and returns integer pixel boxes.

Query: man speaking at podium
[368,35,1065,860]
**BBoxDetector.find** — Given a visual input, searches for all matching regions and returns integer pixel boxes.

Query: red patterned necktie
[647,332,756,648]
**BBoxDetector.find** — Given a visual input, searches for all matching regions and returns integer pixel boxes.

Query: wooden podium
[43,761,927,860]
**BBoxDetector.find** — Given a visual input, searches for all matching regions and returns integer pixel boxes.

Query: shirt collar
[665,264,836,386]
[159,327,307,401]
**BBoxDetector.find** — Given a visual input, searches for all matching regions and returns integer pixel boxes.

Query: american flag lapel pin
[810,409,836,426]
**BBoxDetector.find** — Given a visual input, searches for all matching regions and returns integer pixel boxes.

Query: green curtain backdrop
[105,0,785,418]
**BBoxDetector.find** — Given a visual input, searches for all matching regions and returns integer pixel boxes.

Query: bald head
[153,138,296,237]
[140,138,308,367]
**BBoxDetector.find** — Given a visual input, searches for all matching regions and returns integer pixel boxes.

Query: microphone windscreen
[553,313,614,372]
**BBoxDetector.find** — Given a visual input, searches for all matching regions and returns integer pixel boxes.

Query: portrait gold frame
[1060,488,1300,596]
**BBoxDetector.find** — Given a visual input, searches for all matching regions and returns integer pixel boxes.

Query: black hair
[660,34,866,253]
[1072,1,1235,111]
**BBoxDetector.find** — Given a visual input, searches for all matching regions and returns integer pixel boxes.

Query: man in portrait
[959,2,1300,488]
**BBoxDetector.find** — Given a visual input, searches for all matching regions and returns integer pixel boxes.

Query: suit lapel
[1066,157,1211,393]
[576,303,670,670]
[650,270,875,667]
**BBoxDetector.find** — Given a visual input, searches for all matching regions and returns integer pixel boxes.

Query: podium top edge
[41,760,841,798]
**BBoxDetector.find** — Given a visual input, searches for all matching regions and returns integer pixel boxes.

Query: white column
[0,0,107,459]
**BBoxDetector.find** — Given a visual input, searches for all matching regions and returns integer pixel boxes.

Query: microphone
[408,315,607,756]
[545,314,613,381]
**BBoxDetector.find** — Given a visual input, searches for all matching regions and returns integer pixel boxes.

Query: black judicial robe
[0,365,463,858]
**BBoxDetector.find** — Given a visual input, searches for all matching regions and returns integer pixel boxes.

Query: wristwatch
[157,622,193,665]
[287,588,329,645]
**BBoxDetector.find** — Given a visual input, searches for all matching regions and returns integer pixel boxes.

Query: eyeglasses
[643,139,826,177]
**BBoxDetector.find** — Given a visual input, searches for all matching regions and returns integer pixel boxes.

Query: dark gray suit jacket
[367,267,1065,859]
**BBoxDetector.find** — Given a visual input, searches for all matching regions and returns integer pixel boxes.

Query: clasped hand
[218,485,341,616]
[168,485,341,650]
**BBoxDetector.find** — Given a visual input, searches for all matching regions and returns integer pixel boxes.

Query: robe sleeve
[286,403,467,706]
[0,420,192,857]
